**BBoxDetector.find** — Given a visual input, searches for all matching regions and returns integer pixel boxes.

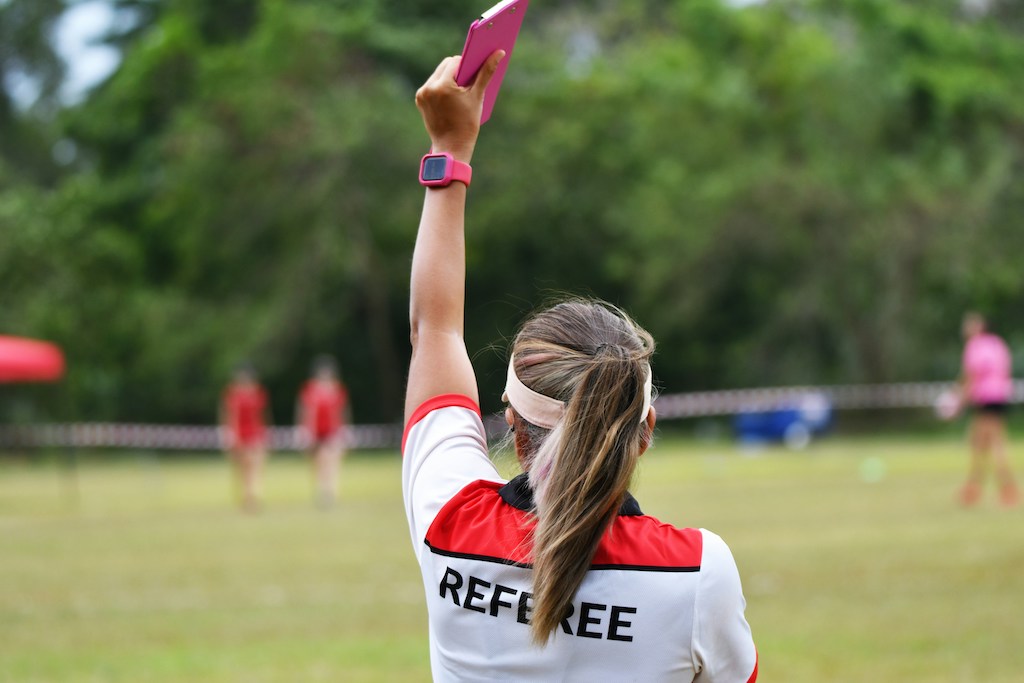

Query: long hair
[508,299,655,645]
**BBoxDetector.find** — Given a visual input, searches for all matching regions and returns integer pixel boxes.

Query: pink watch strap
[449,159,472,187]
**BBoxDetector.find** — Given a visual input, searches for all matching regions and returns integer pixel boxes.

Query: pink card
[455,0,530,124]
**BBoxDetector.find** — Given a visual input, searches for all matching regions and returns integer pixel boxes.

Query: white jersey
[402,395,758,682]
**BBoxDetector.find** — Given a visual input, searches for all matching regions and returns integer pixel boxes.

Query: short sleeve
[692,530,758,683]
[401,395,502,560]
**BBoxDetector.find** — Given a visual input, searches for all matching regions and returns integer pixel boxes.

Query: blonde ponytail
[507,300,654,646]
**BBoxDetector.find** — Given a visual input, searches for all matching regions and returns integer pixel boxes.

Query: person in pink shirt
[959,313,1018,507]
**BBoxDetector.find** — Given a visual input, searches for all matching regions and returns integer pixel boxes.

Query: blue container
[733,393,833,449]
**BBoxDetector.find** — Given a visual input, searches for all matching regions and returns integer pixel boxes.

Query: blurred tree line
[1,0,1023,424]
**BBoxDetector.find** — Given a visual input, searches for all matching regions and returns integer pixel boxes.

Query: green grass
[1,436,1021,682]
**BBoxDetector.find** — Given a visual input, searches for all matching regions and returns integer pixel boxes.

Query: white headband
[504,356,653,430]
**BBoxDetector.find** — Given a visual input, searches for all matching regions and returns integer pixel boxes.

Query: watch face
[421,156,449,182]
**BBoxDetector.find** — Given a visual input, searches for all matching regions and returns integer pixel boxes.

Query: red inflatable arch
[0,336,66,383]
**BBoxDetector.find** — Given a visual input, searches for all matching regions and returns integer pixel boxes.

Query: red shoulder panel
[426,480,535,566]
[593,516,703,571]
[425,481,703,571]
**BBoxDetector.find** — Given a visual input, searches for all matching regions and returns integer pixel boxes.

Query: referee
[402,52,758,681]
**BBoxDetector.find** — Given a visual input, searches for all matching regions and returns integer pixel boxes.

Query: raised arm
[404,52,504,424]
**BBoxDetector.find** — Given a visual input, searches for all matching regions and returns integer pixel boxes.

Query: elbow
[408,303,439,350]
[408,305,461,351]
[409,318,421,351]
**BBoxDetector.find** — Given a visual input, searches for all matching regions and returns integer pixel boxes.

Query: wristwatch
[419,152,472,188]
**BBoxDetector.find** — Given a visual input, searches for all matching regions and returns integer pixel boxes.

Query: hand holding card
[455,0,530,124]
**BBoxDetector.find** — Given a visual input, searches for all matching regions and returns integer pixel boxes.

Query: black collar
[498,473,643,516]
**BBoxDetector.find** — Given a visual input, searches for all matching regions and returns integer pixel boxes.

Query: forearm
[409,182,469,343]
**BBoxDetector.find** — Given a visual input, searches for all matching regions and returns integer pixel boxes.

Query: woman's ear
[639,406,657,456]
[507,409,533,472]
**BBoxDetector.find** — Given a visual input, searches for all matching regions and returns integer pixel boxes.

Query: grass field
[1,435,1022,682]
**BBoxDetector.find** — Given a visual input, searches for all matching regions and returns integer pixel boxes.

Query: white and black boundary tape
[0,424,401,452]
[653,380,1024,419]
[2,380,1021,451]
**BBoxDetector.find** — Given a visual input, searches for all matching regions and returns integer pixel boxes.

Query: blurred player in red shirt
[297,355,350,507]
[221,363,271,512]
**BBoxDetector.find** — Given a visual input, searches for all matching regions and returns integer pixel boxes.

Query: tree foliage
[2,0,1024,423]
[0,0,65,183]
